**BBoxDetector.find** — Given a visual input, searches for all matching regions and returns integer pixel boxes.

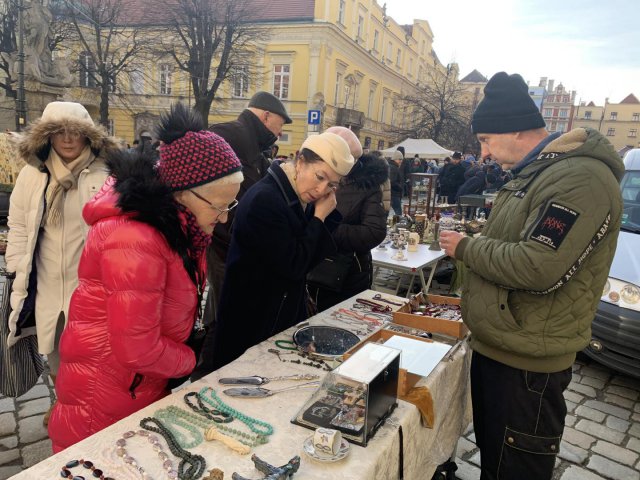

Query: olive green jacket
[456,128,624,372]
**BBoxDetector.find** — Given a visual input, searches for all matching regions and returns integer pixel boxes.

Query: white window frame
[273,64,290,100]
[159,64,172,95]
[334,72,343,105]
[338,0,346,24]
[357,15,364,39]
[584,111,592,119]
[130,65,144,94]
[607,128,616,136]
[79,51,95,88]
[373,30,379,51]
[610,112,617,121]
[381,96,387,123]
[232,65,249,98]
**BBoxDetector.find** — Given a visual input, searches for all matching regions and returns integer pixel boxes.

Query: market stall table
[12,290,471,480]
[372,244,447,297]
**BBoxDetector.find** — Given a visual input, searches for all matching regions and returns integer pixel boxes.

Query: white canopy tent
[381,138,453,159]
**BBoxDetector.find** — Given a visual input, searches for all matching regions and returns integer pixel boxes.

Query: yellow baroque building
[59,0,446,156]
[572,94,640,153]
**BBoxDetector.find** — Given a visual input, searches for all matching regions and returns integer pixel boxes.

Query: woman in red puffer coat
[48,104,243,452]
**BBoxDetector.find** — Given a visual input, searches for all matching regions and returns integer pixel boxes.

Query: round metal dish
[293,325,360,361]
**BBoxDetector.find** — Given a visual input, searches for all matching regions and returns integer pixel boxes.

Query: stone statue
[14,1,73,87]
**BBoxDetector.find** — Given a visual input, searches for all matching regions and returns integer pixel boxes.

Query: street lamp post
[15,0,27,131]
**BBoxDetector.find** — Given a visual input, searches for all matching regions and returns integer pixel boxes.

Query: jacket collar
[267,161,301,209]
[238,109,278,151]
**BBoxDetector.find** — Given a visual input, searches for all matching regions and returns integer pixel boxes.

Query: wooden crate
[393,293,468,339]
[343,329,433,396]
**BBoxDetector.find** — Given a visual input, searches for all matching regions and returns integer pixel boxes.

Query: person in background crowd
[425,158,439,174]
[410,154,424,174]
[48,104,243,452]
[438,151,466,203]
[195,132,354,374]
[439,72,623,480]
[308,128,388,310]
[388,150,404,215]
[4,102,115,425]
[202,91,291,337]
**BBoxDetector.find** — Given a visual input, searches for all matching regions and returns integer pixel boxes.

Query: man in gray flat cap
[193,92,292,380]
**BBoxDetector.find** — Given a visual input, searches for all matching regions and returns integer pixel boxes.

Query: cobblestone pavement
[1,356,638,479]
[455,356,640,480]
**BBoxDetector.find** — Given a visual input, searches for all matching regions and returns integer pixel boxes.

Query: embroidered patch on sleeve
[529,202,580,250]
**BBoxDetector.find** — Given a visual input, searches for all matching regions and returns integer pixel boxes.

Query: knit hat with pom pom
[156,103,243,191]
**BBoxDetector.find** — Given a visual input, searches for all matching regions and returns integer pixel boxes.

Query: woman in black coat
[308,151,389,311]
[195,132,355,374]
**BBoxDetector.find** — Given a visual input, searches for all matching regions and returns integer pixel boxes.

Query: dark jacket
[457,171,486,198]
[209,109,277,260]
[456,128,624,372]
[388,160,403,196]
[439,162,466,197]
[199,162,341,371]
[309,154,389,310]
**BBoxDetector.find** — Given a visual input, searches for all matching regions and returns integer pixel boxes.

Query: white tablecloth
[11,290,471,480]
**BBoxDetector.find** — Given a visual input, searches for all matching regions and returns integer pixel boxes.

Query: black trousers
[470,351,571,480]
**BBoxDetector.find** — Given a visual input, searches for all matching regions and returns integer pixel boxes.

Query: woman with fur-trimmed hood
[48,104,242,451]
[5,102,116,382]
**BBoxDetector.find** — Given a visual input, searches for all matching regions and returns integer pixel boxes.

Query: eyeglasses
[189,190,239,222]
[52,130,82,140]
[314,171,340,191]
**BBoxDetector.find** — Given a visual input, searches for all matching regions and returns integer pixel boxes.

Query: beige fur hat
[300,132,355,176]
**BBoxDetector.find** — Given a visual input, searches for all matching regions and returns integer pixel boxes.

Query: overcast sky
[385,0,640,105]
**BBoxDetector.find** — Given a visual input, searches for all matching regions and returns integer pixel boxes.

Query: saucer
[303,435,350,462]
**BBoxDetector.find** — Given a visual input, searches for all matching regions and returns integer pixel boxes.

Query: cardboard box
[343,329,432,396]
[393,293,468,340]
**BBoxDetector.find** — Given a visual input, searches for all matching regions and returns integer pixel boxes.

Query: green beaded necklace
[198,387,274,436]
[160,405,268,448]
[155,407,204,449]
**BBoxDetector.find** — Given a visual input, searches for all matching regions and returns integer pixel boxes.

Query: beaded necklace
[198,387,274,436]
[61,459,114,480]
[267,348,333,371]
[184,391,233,423]
[157,406,267,449]
[115,429,178,480]
[140,417,207,480]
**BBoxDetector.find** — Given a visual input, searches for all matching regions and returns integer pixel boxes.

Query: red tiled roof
[620,93,640,104]
[115,0,315,26]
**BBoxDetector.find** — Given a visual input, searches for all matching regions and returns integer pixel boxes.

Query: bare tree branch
[393,65,476,151]
[157,0,269,121]
[61,0,148,126]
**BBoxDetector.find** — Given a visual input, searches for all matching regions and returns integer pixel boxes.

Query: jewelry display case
[291,343,400,447]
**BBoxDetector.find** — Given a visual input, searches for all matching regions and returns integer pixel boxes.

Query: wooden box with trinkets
[393,293,468,339]
[291,343,400,447]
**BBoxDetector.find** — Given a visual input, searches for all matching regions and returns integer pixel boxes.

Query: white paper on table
[336,342,401,384]
[383,335,451,378]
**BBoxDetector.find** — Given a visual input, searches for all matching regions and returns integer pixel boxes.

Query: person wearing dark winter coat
[309,151,389,311]
[48,104,243,452]
[194,132,355,375]
[438,151,466,203]
[204,92,292,331]
[388,151,404,215]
